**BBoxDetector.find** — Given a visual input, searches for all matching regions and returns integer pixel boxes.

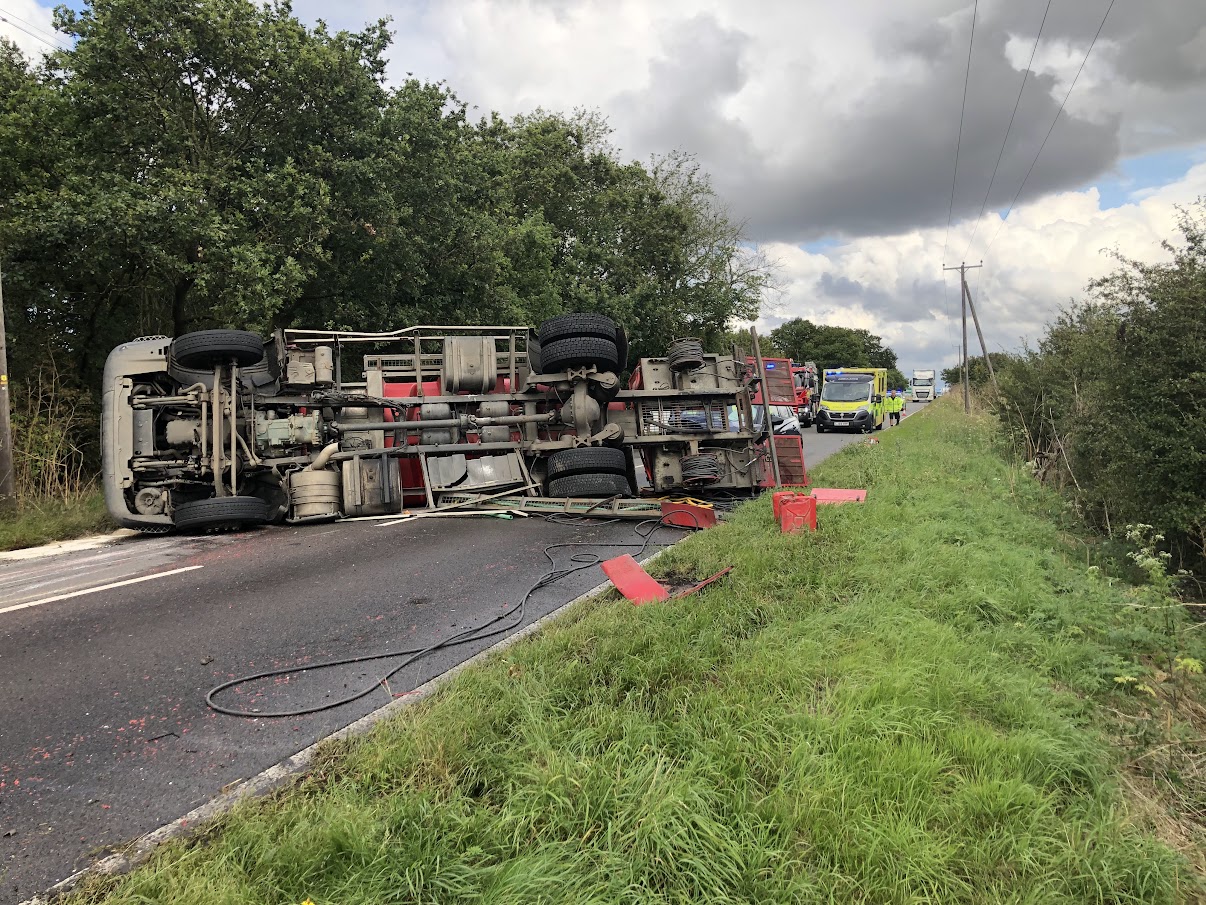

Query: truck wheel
[547,472,633,499]
[526,336,543,374]
[547,446,628,480]
[173,496,269,532]
[816,424,826,434]
[540,336,620,373]
[172,330,265,369]
[538,313,618,344]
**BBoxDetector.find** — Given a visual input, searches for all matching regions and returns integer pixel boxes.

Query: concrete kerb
[22,547,670,905]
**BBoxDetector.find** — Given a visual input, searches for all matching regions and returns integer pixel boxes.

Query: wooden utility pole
[944,261,982,414]
[0,261,15,505]
[964,277,999,394]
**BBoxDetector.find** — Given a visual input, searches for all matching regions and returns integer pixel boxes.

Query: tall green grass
[73,401,1204,904]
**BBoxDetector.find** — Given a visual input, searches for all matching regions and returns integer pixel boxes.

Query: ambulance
[815,368,887,433]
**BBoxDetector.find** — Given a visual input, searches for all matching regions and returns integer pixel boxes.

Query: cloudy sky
[5,0,1206,377]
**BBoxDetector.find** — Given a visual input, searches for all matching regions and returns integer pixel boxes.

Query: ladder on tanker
[437,492,665,520]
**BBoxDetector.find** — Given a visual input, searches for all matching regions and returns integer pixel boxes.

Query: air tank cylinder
[477,401,510,443]
[288,470,341,521]
[314,346,334,385]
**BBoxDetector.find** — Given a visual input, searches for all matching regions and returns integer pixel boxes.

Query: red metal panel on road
[810,488,867,504]
[602,554,671,605]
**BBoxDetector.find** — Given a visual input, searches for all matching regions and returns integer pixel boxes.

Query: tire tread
[540,336,620,373]
[547,447,628,480]
[546,472,633,499]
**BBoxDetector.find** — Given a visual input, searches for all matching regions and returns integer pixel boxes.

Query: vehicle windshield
[753,405,796,429]
[913,378,933,386]
[821,379,873,402]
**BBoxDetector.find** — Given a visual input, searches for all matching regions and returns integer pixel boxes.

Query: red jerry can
[772,490,802,520]
[779,495,817,534]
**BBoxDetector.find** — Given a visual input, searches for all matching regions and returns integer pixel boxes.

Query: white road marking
[0,529,140,562]
[0,565,204,615]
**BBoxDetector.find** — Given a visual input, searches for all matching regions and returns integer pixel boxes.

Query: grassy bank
[0,490,114,552]
[73,401,1205,904]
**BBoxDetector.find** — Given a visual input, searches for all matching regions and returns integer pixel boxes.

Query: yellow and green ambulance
[815,368,887,433]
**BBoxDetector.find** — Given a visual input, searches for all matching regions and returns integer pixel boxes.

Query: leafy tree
[0,1,774,491]
[941,352,1016,388]
[769,318,900,377]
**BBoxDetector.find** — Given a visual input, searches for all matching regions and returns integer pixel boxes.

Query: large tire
[540,336,620,373]
[547,472,633,499]
[526,336,543,374]
[547,446,628,480]
[173,495,269,532]
[538,313,617,344]
[172,330,265,370]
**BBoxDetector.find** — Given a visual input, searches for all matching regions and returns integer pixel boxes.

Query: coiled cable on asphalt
[666,337,705,373]
[680,452,722,485]
[205,513,700,718]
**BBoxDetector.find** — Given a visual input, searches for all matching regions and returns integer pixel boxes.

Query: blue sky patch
[1091,146,1205,210]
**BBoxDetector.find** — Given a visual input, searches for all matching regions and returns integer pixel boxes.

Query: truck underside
[101,316,771,532]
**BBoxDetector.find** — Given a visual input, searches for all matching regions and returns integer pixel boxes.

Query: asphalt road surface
[0,422,888,902]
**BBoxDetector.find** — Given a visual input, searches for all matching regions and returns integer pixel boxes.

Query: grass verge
[72,401,1205,904]
[0,490,114,552]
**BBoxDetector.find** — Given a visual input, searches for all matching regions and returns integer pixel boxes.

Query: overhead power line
[941,0,979,270]
[981,0,1117,257]
[961,0,1051,261]
[0,7,66,50]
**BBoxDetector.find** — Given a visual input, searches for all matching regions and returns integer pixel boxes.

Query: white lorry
[911,369,936,403]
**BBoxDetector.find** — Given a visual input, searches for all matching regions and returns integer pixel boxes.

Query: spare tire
[540,336,620,373]
[173,495,269,532]
[526,335,543,374]
[172,330,265,370]
[547,472,633,499]
[547,446,628,480]
[538,313,617,344]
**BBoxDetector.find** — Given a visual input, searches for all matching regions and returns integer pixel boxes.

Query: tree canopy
[0,0,773,464]
[768,317,900,380]
[941,352,1015,388]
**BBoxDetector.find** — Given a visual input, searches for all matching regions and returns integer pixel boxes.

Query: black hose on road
[206,514,699,718]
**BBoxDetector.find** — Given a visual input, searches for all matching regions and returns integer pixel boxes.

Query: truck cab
[911,369,936,402]
[791,361,819,427]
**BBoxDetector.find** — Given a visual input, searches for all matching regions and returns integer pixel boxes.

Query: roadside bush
[993,201,1206,578]
[11,358,99,502]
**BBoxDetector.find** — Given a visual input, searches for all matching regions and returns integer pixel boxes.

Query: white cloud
[757,161,1206,376]
[0,0,60,58]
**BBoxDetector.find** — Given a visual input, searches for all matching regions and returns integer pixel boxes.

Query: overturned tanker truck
[101,314,781,532]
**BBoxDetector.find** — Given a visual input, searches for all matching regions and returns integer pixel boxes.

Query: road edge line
[0,565,205,615]
[23,548,667,905]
